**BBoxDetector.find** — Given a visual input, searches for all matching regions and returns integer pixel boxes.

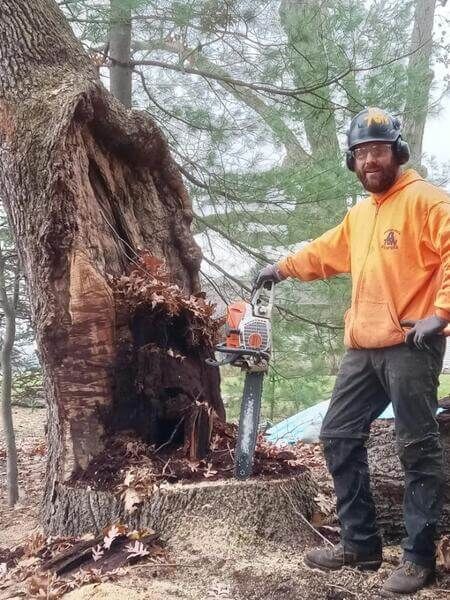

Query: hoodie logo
[382,229,399,250]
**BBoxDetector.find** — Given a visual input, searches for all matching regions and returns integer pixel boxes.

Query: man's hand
[252,263,286,291]
[401,315,448,350]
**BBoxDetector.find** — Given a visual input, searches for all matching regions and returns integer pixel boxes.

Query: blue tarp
[265,401,442,445]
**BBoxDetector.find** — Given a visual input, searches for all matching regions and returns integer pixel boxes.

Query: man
[255,107,450,595]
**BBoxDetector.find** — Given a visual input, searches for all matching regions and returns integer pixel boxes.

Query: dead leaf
[103,525,122,550]
[210,434,221,451]
[203,463,218,479]
[24,532,46,557]
[125,541,150,560]
[91,545,104,562]
[128,528,155,540]
[123,470,135,487]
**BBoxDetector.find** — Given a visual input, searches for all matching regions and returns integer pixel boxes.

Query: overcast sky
[423,94,450,174]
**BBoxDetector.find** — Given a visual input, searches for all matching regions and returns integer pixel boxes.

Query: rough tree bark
[368,418,450,540]
[0,0,223,533]
[403,0,436,170]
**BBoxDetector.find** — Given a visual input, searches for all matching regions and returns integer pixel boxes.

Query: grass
[439,373,450,398]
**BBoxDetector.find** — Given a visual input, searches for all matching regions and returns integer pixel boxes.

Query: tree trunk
[0,251,19,506]
[403,0,436,170]
[0,0,223,533]
[368,418,450,540]
[109,0,132,108]
[279,0,340,158]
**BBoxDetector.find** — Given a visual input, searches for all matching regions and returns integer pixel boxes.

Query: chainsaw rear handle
[250,280,275,319]
[250,279,274,300]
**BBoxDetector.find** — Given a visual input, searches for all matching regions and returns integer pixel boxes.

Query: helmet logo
[364,107,390,127]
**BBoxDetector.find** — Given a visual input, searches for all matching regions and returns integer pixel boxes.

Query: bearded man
[255,107,450,595]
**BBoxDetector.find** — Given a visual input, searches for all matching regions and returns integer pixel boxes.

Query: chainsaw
[207,281,275,479]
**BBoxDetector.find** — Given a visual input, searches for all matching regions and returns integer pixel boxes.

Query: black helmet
[347,107,401,149]
[346,107,410,171]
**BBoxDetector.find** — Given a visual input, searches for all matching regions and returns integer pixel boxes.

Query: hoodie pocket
[347,301,405,349]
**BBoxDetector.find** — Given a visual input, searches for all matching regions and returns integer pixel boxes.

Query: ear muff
[393,137,410,165]
[346,150,355,171]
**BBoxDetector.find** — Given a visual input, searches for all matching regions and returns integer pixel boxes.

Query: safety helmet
[346,107,410,171]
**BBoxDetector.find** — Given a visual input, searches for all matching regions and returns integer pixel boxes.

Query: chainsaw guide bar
[207,282,275,479]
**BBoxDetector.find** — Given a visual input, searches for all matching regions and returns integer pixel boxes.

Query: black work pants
[320,339,445,568]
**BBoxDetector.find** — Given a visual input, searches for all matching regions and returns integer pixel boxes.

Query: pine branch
[125,41,429,101]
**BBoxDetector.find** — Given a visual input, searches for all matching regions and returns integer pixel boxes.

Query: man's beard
[355,160,399,193]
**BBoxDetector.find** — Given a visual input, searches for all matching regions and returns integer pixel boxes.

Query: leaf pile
[71,416,310,497]
[0,525,166,599]
[112,251,224,348]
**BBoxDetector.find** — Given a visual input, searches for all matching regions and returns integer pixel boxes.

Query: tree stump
[45,472,318,548]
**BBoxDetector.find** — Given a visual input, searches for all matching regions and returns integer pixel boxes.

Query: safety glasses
[352,143,393,161]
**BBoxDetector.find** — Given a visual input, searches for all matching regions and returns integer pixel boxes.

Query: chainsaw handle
[205,344,270,368]
[250,279,273,301]
[213,344,270,360]
[251,280,275,319]
[205,353,240,368]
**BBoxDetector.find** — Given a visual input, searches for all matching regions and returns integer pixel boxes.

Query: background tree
[0,220,21,506]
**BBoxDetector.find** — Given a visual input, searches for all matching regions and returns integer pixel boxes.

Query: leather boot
[381,561,434,595]
[304,543,382,572]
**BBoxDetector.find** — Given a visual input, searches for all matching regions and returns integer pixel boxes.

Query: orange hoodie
[278,169,450,349]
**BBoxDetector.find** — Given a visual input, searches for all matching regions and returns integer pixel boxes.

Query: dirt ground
[1,407,449,599]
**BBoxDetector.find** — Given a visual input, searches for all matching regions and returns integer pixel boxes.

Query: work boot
[380,561,434,595]
[304,543,382,572]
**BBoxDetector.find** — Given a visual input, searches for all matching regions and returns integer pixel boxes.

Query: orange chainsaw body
[224,300,270,352]
[225,301,248,348]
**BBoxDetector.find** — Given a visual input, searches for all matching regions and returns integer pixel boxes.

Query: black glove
[401,315,448,350]
[252,263,286,291]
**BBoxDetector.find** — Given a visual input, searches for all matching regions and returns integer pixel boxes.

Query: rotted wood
[41,532,160,576]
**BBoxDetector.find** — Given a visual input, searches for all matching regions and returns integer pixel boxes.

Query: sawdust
[63,582,170,599]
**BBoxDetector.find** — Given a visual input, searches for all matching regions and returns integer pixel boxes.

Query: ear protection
[346,137,410,172]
